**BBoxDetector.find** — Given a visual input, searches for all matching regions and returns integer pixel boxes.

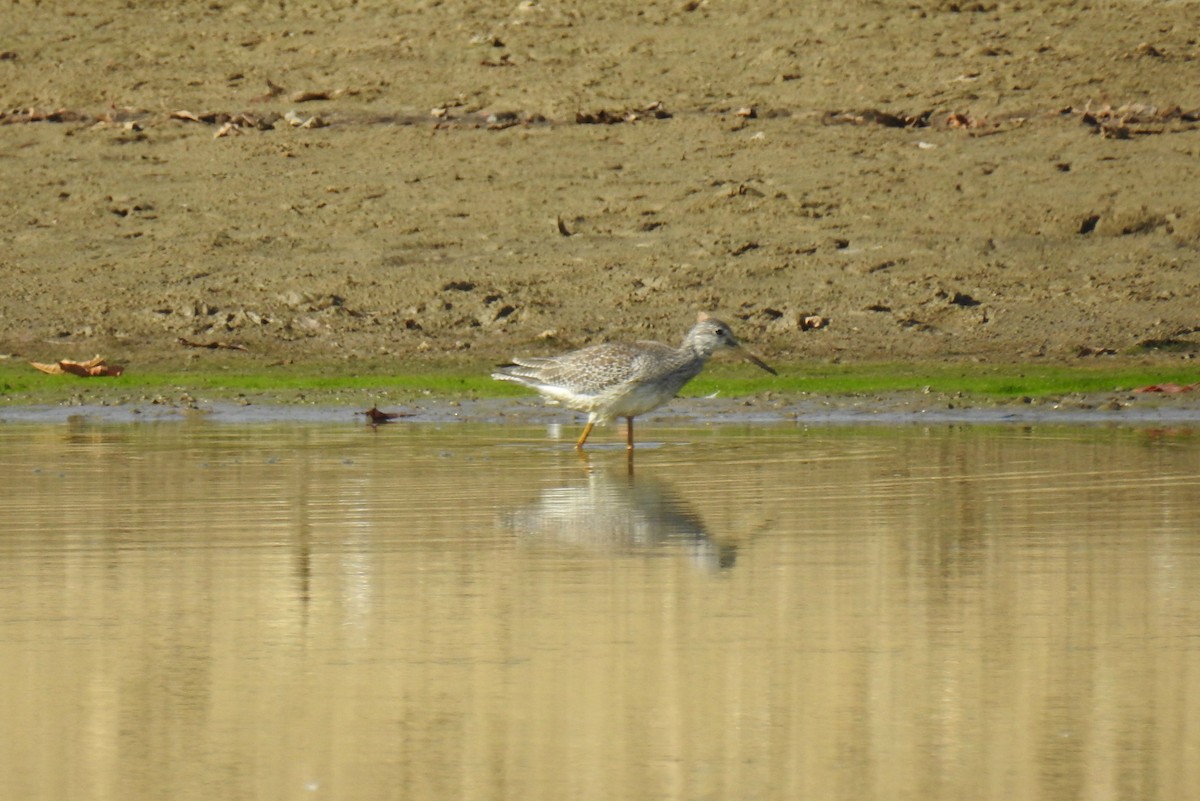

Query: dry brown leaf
[177,338,249,351]
[361,406,413,425]
[283,110,327,129]
[1133,382,1198,394]
[576,103,671,125]
[31,355,125,377]
[290,89,332,102]
[826,109,931,128]
[801,315,828,330]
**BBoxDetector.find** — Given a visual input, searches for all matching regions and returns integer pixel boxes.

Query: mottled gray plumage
[492,313,776,449]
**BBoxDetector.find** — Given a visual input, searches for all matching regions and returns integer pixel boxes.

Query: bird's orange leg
[574,421,595,450]
[626,417,635,451]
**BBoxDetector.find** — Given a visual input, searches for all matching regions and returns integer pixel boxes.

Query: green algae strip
[687,361,1199,398]
[1,361,1195,407]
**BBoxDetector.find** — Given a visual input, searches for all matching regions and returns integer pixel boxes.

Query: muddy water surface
[1,420,1198,801]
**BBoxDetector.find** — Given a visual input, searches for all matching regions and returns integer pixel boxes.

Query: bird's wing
[525,342,661,395]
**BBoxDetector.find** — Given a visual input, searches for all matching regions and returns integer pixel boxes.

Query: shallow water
[1,418,1198,801]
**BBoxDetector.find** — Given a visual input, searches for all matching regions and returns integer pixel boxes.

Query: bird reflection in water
[502,465,737,571]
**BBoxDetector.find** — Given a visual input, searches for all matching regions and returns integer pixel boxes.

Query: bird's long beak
[737,346,777,376]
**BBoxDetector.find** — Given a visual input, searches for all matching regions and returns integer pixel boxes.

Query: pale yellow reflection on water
[1,419,1198,801]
